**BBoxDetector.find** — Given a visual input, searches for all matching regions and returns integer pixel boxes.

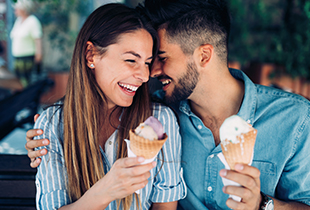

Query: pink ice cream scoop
[135,116,165,140]
[144,116,164,139]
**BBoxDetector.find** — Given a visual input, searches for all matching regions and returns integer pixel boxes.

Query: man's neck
[189,68,244,145]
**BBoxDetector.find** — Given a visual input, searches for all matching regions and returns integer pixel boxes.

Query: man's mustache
[156,75,172,81]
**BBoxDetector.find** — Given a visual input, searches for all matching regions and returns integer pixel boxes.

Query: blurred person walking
[10,0,42,88]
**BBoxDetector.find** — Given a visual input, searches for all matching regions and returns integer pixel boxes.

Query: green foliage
[228,0,310,79]
[37,0,90,69]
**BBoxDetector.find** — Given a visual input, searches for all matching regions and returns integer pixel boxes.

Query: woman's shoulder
[27,15,40,23]
[26,15,42,29]
[151,102,174,115]
[34,103,63,129]
[151,102,178,124]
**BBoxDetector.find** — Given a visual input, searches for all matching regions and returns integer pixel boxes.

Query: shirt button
[209,154,214,158]
[109,141,112,145]
[247,119,251,124]
[208,186,212,191]
[198,125,203,129]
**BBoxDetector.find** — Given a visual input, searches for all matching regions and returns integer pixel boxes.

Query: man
[26,0,310,209]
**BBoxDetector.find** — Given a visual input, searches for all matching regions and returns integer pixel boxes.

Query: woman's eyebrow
[123,51,153,60]
[123,51,141,58]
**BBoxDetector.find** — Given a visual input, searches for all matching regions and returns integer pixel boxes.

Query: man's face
[151,29,199,104]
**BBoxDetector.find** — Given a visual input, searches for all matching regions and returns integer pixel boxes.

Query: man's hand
[220,164,261,210]
[220,163,310,210]
[25,114,49,168]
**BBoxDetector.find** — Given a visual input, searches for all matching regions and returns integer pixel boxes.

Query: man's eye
[158,57,167,62]
[145,62,151,67]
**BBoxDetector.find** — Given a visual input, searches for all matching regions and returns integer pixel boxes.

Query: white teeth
[162,79,171,85]
[118,83,138,91]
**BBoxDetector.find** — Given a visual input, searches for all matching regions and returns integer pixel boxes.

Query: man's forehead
[157,29,170,54]
[157,28,167,42]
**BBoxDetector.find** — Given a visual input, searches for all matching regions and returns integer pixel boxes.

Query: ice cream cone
[129,130,168,159]
[220,128,257,170]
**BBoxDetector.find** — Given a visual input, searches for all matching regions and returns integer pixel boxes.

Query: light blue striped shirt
[34,102,186,210]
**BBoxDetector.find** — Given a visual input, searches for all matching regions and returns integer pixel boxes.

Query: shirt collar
[179,100,191,116]
[178,69,257,125]
[230,69,257,125]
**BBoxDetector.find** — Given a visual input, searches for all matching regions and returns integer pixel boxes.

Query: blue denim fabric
[177,69,310,210]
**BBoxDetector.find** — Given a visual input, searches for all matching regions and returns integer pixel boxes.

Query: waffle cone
[129,130,168,159]
[220,128,257,170]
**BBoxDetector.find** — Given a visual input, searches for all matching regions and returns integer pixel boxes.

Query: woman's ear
[86,41,95,69]
[198,44,213,67]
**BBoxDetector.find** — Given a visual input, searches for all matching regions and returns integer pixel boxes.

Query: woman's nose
[135,65,150,83]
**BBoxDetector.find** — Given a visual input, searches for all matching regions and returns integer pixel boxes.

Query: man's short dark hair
[142,0,231,62]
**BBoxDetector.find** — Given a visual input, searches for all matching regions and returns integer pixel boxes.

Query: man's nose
[150,57,162,78]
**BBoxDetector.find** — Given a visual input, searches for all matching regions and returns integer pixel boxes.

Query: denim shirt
[34,102,186,210]
[177,69,310,210]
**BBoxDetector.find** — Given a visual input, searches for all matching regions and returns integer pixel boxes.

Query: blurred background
[0,0,310,152]
[0,0,309,209]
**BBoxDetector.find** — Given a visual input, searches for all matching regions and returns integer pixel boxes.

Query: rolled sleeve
[151,167,186,203]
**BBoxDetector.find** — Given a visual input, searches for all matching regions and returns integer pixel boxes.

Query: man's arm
[151,201,178,210]
[220,164,310,210]
[273,197,310,210]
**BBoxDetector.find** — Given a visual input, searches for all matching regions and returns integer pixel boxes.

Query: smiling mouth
[118,83,139,92]
[161,79,171,87]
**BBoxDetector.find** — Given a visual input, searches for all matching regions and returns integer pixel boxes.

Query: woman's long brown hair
[62,3,158,209]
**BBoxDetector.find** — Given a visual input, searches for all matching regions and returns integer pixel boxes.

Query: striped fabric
[34,102,186,209]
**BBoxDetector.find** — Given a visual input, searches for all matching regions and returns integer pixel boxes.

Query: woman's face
[14,8,28,18]
[92,29,153,109]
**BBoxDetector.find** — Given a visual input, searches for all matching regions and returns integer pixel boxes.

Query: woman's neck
[99,106,122,149]
[20,13,30,22]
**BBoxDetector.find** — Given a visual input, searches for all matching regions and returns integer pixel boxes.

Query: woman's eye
[125,59,136,63]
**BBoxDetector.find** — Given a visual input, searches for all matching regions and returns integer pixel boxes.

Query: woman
[34,3,185,210]
[10,0,42,87]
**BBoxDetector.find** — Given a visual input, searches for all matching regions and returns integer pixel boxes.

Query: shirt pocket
[252,160,278,196]
[252,160,276,176]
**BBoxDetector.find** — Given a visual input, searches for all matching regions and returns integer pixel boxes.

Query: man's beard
[165,61,199,104]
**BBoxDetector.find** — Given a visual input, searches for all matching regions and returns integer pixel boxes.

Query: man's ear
[86,41,95,68]
[197,44,213,67]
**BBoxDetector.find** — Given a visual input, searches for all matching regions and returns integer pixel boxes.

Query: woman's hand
[84,157,156,207]
[59,157,157,209]
[25,114,50,168]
